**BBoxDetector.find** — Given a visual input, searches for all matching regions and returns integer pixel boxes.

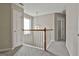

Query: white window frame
[24,17,31,35]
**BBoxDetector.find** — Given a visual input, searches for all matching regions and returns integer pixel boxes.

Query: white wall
[66,4,78,56]
[33,14,55,48]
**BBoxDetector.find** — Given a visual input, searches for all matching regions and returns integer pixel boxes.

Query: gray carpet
[0,41,69,56]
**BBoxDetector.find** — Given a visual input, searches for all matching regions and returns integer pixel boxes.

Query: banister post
[44,27,46,51]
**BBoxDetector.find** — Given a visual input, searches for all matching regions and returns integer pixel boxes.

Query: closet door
[12,5,23,48]
[78,15,79,55]
[16,10,23,46]
[57,20,61,41]
[78,5,79,56]
[55,14,66,41]
[13,8,18,48]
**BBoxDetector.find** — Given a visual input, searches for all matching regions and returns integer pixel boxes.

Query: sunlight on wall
[24,18,31,34]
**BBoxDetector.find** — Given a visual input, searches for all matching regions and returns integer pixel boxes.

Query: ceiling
[24,3,68,16]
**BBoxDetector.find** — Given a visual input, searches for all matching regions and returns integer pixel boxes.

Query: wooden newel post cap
[44,27,46,31]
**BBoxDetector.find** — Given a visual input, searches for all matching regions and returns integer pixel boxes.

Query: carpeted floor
[0,41,69,56]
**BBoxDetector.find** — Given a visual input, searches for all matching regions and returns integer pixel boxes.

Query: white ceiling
[24,3,68,16]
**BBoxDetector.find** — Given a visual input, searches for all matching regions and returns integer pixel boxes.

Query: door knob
[14,30,16,32]
[78,34,79,36]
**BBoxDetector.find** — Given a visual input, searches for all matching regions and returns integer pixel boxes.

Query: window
[24,17,31,34]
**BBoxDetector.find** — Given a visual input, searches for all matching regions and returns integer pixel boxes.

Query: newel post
[44,27,46,51]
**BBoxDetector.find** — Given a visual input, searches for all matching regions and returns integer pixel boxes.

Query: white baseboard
[47,40,54,49]
[0,45,23,52]
[66,44,70,56]
[0,48,12,52]
[22,43,43,50]
[23,40,54,51]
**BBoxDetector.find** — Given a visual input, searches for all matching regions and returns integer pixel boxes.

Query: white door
[78,16,79,55]
[16,10,23,46]
[13,6,23,48]
[78,5,79,56]
[57,20,61,41]
[13,9,17,48]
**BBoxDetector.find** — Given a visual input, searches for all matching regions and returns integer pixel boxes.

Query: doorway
[55,13,66,41]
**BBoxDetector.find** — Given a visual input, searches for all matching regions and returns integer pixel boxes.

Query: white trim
[0,48,12,52]
[12,47,15,50]
[14,3,24,9]
[22,43,43,50]
[66,44,71,56]
[47,40,54,49]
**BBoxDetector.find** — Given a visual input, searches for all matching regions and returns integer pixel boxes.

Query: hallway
[14,41,69,56]
[0,41,69,56]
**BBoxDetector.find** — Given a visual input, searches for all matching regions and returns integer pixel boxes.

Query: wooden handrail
[23,29,44,31]
[22,29,53,31]
[22,28,53,51]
